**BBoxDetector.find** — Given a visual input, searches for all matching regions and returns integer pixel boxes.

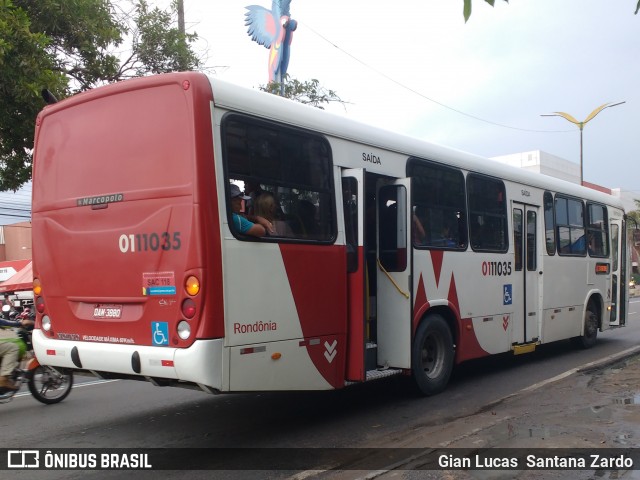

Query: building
[0,221,32,261]
[491,150,580,184]
[491,150,638,213]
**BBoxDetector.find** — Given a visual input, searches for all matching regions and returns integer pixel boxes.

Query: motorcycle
[0,303,19,321]
[0,305,74,404]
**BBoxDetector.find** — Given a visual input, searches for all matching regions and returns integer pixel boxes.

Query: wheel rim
[34,368,70,400]
[585,310,598,338]
[420,332,445,379]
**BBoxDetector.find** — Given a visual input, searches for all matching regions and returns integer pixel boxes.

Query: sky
[185,0,638,191]
[2,0,637,225]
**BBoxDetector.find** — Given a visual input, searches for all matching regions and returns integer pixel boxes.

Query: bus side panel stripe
[431,250,444,288]
[413,273,430,333]
[279,244,347,388]
[415,252,489,364]
[456,318,490,363]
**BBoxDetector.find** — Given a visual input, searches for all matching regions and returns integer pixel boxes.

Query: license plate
[93,304,123,319]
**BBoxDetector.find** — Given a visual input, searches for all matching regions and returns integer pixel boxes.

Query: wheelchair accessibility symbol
[503,284,513,305]
[152,321,169,346]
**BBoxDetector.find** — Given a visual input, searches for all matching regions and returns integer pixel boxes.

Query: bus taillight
[185,275,200,296]
[182,298,196,318]
[33,278,42,296]
[36,296,45,314]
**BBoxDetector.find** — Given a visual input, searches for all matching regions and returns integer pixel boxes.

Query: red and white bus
[31,72,628,395]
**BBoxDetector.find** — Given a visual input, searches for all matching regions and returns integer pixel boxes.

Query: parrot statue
[245,1,298,84]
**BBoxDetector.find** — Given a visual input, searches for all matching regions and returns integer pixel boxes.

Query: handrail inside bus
[377,258,410,299]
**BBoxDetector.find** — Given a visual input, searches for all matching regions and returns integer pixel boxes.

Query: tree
[0,1,67,190]
[628,200,640,229]
[122,0,199,79]
[0,0,200,192]
[260,75,344,110]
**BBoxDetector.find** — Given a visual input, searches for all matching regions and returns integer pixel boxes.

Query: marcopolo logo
[77,193,124,207]
[8,450,39,468]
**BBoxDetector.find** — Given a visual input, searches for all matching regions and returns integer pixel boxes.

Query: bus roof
[209,75,624,211]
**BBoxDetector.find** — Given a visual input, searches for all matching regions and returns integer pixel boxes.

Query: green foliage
[463,0,508,23]
[14,0,123,91]
[629,200,640,229]
[0,0,66,191]
[129,0,199,77]
[0,0,200,192]
[260,75,343,110]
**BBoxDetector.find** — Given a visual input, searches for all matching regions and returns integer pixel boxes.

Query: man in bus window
[229,184,274,237]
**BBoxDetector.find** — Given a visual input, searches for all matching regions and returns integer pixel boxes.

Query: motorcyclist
[0,307,34,391]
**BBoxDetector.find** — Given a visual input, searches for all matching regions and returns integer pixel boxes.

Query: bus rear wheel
[411,314,454,396]
[572,303,598,349]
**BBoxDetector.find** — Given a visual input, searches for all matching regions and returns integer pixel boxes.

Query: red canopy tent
[0,261,33,293]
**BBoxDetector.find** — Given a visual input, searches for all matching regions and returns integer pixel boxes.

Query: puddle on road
[460,357,640,448]
[474,402,625,447]
[593,355,640,406]
[469,420,569,447]
[612,393,640,405]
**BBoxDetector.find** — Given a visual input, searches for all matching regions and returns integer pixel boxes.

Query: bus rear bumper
[32,329,224,391]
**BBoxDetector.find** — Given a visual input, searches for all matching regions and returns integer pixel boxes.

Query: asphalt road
[2,298,639,479]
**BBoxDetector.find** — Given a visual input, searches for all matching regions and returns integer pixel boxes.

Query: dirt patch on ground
[361,354,640,479]
[385,354,640,451]
[307,354,640,480]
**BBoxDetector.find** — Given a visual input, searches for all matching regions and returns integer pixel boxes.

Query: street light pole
[541,101,625,185]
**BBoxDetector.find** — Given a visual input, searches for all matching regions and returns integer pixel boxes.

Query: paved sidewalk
[366,346,640,479]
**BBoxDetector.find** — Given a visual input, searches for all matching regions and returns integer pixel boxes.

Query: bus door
[512,203,541,344]
[609,218,627,326]
[341,168,367,381]
[376,179,412,369]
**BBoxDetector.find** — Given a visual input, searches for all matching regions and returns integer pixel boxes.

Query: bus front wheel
[411,314,454,396]
[572,303,598,349]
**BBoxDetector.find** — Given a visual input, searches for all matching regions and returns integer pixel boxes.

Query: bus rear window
[34,83,194,207]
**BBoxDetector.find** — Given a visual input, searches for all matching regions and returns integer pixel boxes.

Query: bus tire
[572,303,598,349]
[411,314,454,396]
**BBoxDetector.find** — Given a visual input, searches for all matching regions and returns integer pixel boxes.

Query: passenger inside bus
[229,184,273,237]
[244,179,265,215]
[296,200,321,238]
[432,222,457,248]
[412,206,428,245]
[253,191,294,237]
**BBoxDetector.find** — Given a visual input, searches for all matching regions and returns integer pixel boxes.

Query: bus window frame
[408,158,468,252]
[555,194,586,257]
[543,191,556,256]
[220,112,338,244]
[467,173,509,254]
[586,201,609,258]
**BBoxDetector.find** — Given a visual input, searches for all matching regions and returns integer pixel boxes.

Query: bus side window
[467,174,508,253]
[555,196,586,256]
[544,191,556,255]
[586,202,609,257]
[378,185,407,272]
[409,159,466,250]
[222,115,336,243]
